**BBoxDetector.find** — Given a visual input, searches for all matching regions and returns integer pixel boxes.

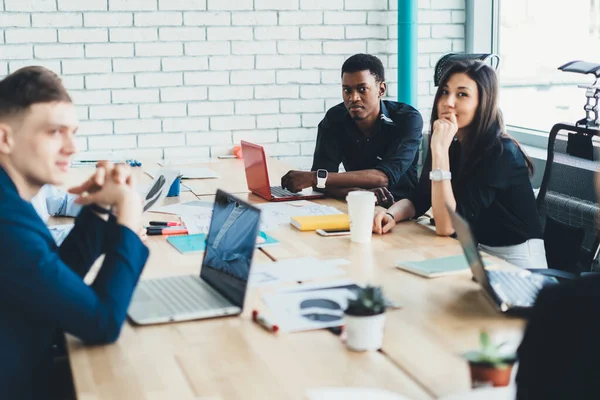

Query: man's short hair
[341,54,385,83]
[0,66,71,121]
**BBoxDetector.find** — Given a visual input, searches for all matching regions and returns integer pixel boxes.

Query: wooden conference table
[60,158,525,400]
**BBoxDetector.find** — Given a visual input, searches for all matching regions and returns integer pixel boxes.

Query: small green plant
[463,331,517,368]
[345,285,387,317]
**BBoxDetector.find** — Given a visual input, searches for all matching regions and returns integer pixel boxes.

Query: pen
[149,221,182,227]
[146,228,189,236]
[252,309,279,333]
[71,159,141,167]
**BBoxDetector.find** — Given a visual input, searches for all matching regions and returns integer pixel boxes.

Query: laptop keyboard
[488,270,549,307]
[136,276,232,315]
[270,185,302,198]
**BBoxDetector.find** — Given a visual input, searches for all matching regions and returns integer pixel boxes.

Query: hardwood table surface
[60,159,433,400]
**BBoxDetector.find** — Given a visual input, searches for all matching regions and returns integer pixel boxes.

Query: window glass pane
[498,0,600,132]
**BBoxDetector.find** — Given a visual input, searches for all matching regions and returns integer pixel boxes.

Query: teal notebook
[395,255,488,278]
[167,231,279,254]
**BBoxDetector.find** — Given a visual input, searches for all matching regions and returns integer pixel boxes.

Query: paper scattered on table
[306,388,411,400]
[258,201,342,230]
[250,257,348,286]
[277,278,401,310]
[262,287,357,333]
[136,182,190,195]
[141,168,180,212]
[439,386,515,400]
[151,199,282,233]
[180,213,213,235]
[149,200,214,215]
[48,224,74,246]
[147,167,219,179]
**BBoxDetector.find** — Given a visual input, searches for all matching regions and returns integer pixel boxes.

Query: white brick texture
[59,28,108,43]
[159,0,207,11]
[232,12,277,26]
[58,0,107,11]
[85,74,135,89]
[112,89,160,104]
[32,13,83,28]
[6,29,57,44]
[184,12,230,26]
[135,12,181,26]
[163,117,210,132]
[85,13,133,27]
[34,44,84,59]
[6,0,56,12]
[0,1,463,168]
[188,101,234,116]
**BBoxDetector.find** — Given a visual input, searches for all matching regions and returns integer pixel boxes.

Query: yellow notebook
[290,214,350,231]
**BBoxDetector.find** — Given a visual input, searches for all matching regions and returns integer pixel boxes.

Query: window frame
[466,0,549,149]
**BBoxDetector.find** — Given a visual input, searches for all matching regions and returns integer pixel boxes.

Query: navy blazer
[0,167,149,399]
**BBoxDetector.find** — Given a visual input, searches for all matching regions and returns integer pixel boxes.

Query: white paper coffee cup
[346,191,376,243]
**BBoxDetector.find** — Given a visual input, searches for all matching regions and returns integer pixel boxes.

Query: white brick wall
[0,0,464,166]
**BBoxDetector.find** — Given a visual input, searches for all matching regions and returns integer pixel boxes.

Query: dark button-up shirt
[311,100,423,200]
[410,137,543,246]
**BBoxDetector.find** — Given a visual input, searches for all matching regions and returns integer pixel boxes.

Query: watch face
[317,169,327,178]
[431,170,442,180]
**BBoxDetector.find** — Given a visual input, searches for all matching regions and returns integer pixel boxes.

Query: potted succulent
[343,285,387,351]
[463,331,517,388]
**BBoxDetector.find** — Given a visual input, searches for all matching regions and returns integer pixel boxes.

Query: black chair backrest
[433,53,500,86]
[537,123,600,274]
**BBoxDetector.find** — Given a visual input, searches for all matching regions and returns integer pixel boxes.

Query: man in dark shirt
[280,53,423,207]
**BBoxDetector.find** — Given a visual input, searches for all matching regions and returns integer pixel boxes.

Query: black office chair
[433,52,500,86]
[536,61,600,276]
[535,123,600,275]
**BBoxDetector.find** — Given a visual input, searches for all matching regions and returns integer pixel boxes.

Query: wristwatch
[429,169,452,181]
[316,169,328,189]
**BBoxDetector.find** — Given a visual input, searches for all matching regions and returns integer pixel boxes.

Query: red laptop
[240,141,325,202]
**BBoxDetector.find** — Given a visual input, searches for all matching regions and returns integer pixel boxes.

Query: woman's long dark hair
[430,60,534,181]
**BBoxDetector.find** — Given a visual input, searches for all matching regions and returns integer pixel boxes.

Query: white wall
[0,0,465,168]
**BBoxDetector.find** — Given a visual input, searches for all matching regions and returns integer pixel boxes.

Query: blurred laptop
[241,140,325,202]
[128,189,261,325]
[447,205,557,316]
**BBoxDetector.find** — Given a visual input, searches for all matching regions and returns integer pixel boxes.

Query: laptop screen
[240,141,272,199]
[446,207,494,293]
[200,190,261,308]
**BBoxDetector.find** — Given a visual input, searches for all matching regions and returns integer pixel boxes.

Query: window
[497,0,600,134]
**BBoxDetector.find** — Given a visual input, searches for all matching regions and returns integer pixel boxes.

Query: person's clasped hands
[68,161,143,233]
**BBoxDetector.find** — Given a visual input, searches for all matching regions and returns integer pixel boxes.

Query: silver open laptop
[447,205,557,316]
[128,189,261,325]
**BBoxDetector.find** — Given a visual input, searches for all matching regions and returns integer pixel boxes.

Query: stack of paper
[258,200,343,230]
[151,200,342,233]
[262,287,352,333]
[250,257,349,286]
[307,388,412,400]
[395,255,488,278]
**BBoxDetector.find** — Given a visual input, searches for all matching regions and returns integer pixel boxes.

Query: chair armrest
[580,271,600,278]
[527,268,578,281]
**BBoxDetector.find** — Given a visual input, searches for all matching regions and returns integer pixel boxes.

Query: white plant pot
[344,313,386,352]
